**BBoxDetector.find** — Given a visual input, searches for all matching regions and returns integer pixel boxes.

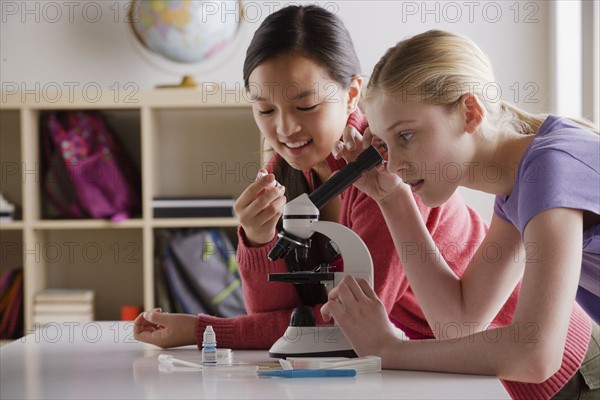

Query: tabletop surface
[0,322,510,399]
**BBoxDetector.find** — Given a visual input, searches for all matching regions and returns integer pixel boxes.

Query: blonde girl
[323,30,599,399]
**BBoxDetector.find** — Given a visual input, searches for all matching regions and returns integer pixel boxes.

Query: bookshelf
[0,89,262,330]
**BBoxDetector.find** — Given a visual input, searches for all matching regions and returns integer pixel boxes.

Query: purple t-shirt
[494,115,600,323]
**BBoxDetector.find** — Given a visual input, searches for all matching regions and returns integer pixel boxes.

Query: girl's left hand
[321,275,398,357]
[333,127,409,203]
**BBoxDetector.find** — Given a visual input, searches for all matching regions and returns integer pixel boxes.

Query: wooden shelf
[151,217,239,228]
[0,89,261,330]
[0,87,252,110]
[0,221,24,230]
[32,219,145,230]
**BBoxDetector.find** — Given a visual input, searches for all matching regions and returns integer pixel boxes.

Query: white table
[0,322,509,399]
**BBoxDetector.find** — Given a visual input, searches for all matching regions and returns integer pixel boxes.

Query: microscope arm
[309,221,374,287]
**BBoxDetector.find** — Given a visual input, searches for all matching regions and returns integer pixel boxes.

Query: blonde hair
[364,30,597,135]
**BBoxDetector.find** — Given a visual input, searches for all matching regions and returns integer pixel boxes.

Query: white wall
[1,0,557,222]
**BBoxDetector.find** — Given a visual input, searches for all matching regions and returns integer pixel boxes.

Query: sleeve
[493,195,510,222]
[236,231,303,314]
[516,149,600,233]
[195,304,332,350]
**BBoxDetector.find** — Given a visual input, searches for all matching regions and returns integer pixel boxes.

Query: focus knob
[289,306,316,327]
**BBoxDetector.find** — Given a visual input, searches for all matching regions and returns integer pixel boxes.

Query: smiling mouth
[282,139,313,149]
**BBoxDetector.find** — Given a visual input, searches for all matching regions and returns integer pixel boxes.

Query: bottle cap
[217,348,232,364]
[203,325,216,346]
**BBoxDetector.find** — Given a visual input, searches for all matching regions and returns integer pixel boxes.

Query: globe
[130,0,243,86]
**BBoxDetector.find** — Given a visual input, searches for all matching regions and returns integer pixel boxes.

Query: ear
[460,94,484,134]
[346,75,363,114]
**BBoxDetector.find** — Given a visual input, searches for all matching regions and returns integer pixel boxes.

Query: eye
[258,109,274,116]
[297,105,318,111]
[400,132,414,142]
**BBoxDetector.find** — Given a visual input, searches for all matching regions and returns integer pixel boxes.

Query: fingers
[363,127,373,145]
[321,278,366,317]
[333,126,366,161]
[234,172,286,223]
[332,141,345,160]
[343,275,371,301]
[362,127,374,150]
[322,276,368,318]
[342,125,362,151]
[367,128,389,163]
[143,309,170,327]
[235,170,284,210]
[334,280,359,310]
[254,189,287,221]
[356,278,379,300]
[321,299,345,322]
[133,309,166,345]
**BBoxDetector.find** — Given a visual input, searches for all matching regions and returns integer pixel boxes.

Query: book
[33,302,94,314]
[34,289,94,303]
[33,289,95,326]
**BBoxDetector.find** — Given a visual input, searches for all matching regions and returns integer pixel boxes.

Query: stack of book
[0,268,23,339]
[152,196,235,218]
[33,289,95,325]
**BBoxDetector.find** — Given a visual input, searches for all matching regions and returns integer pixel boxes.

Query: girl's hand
[333,127,409,203]
[234,169,286,246]
[133,309,197,349]
[321,276,398,357]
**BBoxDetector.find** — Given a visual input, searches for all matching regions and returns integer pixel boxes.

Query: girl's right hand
[333,126,407,202]
[133,309,197,349]
[234,169,286,246]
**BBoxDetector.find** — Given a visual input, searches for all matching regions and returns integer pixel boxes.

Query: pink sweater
[195,111,591,399]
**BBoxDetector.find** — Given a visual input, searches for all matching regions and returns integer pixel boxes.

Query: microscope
[267,146,383,358]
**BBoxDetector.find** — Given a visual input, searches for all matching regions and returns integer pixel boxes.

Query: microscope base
[268,325,357,359]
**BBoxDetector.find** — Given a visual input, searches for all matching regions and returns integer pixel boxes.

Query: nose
[276,112,301,137]
[385,150,401,174]
[386,153,413,175]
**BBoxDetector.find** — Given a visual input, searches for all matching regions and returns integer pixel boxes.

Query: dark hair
[243,5,361,90]
[244,5,361,306]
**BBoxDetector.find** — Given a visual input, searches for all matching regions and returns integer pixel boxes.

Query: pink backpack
[42,111,141,222]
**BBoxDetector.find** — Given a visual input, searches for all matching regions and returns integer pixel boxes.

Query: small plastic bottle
[202,325,217,366]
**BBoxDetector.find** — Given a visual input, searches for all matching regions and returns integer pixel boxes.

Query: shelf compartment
[151,108,261,199]
[39,229,144,321]
[0,109,22,221]
[38,109,143,220]
[1,230,23,273]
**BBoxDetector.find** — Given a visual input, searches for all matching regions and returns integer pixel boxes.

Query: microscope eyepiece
[308,146,383,209]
